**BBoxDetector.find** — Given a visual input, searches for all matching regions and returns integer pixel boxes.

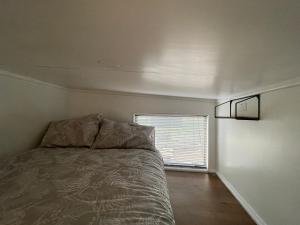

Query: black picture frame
[215,100,233,119]
[215,94,260,120]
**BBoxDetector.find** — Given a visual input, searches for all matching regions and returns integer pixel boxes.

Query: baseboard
[208,169,216,173]
[216,172,268,225]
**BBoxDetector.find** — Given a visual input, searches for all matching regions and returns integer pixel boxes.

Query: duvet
[0,148,175,225]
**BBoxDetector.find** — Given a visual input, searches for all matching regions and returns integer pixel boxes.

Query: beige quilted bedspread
[0,148,175,225]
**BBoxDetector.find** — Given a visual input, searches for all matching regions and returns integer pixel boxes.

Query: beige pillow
[40,114,102,148]
[93,119,155,151]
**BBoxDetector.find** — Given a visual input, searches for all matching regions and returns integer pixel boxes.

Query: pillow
[93,119,155,151]
[40,114,102,148]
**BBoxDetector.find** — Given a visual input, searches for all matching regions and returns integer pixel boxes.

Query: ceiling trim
[0,69,66,91]
[0,69,216,103]
[68,87,217,103]
[2,69,299,103]
[220,76,300,101]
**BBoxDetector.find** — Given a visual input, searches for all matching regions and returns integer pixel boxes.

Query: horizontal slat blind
[135,115,208,168]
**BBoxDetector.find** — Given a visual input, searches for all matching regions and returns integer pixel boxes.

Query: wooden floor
[166,171,256,225]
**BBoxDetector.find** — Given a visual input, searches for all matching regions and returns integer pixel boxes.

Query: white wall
[0,73,216,169]
[217,85,300,225]
[0,74,68,156]
[67,89,217,171]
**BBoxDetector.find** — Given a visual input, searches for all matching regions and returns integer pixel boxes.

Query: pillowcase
[93,119,155,151]
[40,114,102,148]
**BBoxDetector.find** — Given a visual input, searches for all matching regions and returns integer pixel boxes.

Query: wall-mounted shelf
[215,95,260,120]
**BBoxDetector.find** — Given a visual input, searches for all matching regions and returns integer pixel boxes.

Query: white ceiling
[1,0,300,99]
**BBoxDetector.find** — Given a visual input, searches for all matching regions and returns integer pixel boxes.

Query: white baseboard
[216,172,268,225]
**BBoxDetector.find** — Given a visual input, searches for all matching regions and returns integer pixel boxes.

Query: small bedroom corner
[1,1,300,225]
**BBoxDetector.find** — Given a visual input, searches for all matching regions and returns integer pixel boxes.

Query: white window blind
[135,115,208,169]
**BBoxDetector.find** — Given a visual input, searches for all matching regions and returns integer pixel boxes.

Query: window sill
[164,166,208,173]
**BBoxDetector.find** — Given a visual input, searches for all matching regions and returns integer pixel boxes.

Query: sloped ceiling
[1,0,300,98]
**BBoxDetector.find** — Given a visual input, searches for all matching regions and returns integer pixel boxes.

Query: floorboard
[166,171,256,225]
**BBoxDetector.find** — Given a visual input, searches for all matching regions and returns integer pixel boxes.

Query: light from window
[135,115,208,169]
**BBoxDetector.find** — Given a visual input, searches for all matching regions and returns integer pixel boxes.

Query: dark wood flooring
[166,171,256,225]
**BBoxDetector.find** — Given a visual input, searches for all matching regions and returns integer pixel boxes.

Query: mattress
[0,148,175,225]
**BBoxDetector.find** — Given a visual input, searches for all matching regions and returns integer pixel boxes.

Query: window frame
[133,113,209,171]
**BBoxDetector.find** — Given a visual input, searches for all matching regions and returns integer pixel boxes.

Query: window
[134,114,208,169]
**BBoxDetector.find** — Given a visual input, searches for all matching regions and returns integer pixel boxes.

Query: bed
[0,147,175,225]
